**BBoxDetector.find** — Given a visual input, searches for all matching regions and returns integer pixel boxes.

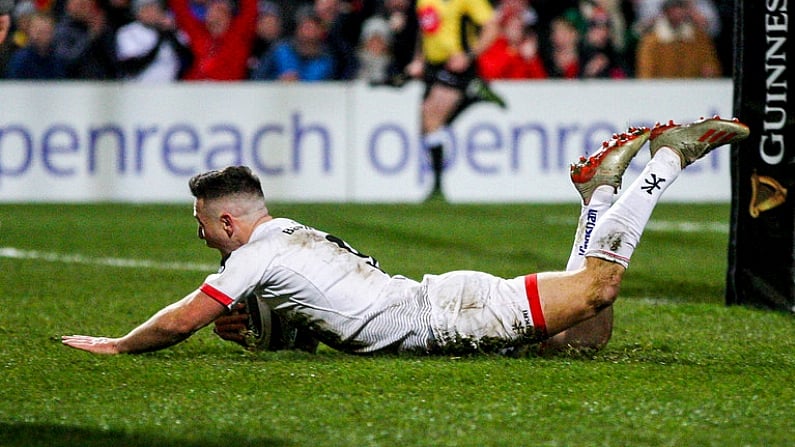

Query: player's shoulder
[249,217,301,236]
[225,219,299,264]
[271,217,312,232]
[246,218,326,252]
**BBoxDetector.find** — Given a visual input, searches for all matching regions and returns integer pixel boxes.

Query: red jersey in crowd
[169,0,257,80]
[478,36,547,80]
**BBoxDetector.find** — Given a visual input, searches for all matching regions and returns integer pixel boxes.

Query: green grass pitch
[1,202,793,446]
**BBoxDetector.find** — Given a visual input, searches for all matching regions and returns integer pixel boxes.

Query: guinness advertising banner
[728,0,794,312]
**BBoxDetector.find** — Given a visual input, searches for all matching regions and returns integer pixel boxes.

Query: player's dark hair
[189,166,264,201]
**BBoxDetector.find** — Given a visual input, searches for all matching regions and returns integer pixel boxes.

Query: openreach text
[0,114,722,186]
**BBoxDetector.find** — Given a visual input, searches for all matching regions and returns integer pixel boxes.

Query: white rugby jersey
[200,218,435,354]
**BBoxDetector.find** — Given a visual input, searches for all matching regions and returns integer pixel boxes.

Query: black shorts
[423,63,478,95]
[422,63,482,125]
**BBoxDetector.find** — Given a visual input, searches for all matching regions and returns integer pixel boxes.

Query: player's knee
[422,111,444,133]
[593,279,621,310]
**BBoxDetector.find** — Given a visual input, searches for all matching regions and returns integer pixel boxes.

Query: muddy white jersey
[200,218,435,353]
[201,218,544,354]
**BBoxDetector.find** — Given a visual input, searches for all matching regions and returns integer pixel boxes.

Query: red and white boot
[570,127,651,205]
[649,116,750,168]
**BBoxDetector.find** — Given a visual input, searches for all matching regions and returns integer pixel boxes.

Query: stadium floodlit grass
[1,202,793,447]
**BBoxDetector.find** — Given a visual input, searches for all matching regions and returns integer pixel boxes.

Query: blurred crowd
[0,0,732,81]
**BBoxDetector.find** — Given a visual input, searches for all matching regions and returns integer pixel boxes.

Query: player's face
[193,199,225,250]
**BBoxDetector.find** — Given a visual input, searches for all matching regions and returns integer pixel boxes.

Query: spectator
[580,7,627,78]
[381,0,416,78]
[6,11,66,78]
[478,0,547,80]
[116,0,192,81]
[247,0,282,78]
[170,0,257,80]
[53,0,119,79]
[355,16,391,83]
[635,0,721,78]
[9,1,36,49]
[251,6,334,82]
[312,0,366,80]
[546,14,581,78]
[0,1,34,75]
[0,21,12,76]
[528,0,578,61]
[633,0,720,38]
[356,0,417,85]
[582,0,629,53]
[0,0,11,44]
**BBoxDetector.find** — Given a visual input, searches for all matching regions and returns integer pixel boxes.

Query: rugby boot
[570,126,650,205]
[466,77,508,109]
[649,116,750,168]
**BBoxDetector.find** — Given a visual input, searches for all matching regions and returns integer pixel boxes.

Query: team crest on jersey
[417,6,441,33]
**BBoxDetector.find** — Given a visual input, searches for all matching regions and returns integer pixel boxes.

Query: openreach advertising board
[0,80,732,203]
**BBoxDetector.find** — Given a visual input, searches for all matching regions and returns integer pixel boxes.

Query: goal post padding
[727,0,794,312]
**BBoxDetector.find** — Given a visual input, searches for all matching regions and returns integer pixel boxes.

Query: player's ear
[220,213,234,237]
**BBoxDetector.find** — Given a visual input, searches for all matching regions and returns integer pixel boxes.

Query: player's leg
[421,83,464,198]
[565,127,650,271]
[543,127,650,352]
[582,117,749,268]
[537,117,749,336]
[534,257,624,337]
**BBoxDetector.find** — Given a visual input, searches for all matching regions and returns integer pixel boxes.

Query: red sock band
[524,274,547,336]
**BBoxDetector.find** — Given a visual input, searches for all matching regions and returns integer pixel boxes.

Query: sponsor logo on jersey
[417,6,441,33]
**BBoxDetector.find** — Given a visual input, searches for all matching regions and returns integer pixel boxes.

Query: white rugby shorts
[422,271,546,352]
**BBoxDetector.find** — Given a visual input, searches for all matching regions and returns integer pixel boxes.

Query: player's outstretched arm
[62,290,227,355]
[61,335,125,355]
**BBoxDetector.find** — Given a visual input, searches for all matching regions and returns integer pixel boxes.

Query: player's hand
[212,303,249,347]
[62,335,121,355]
[446,52,471,73]
[405,59,424,78]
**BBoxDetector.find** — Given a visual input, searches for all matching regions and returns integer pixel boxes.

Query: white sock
[584,148,682,268]
[566,185,614,271]
[423,127,451,149]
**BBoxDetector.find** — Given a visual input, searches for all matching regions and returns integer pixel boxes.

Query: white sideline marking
[544,217,727,233]
[645,220,727,233]
[1,218,724,271]
[0,247,216,272]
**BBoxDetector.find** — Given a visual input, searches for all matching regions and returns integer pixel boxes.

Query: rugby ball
[244,295,319,353]
[243,293,273,350]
